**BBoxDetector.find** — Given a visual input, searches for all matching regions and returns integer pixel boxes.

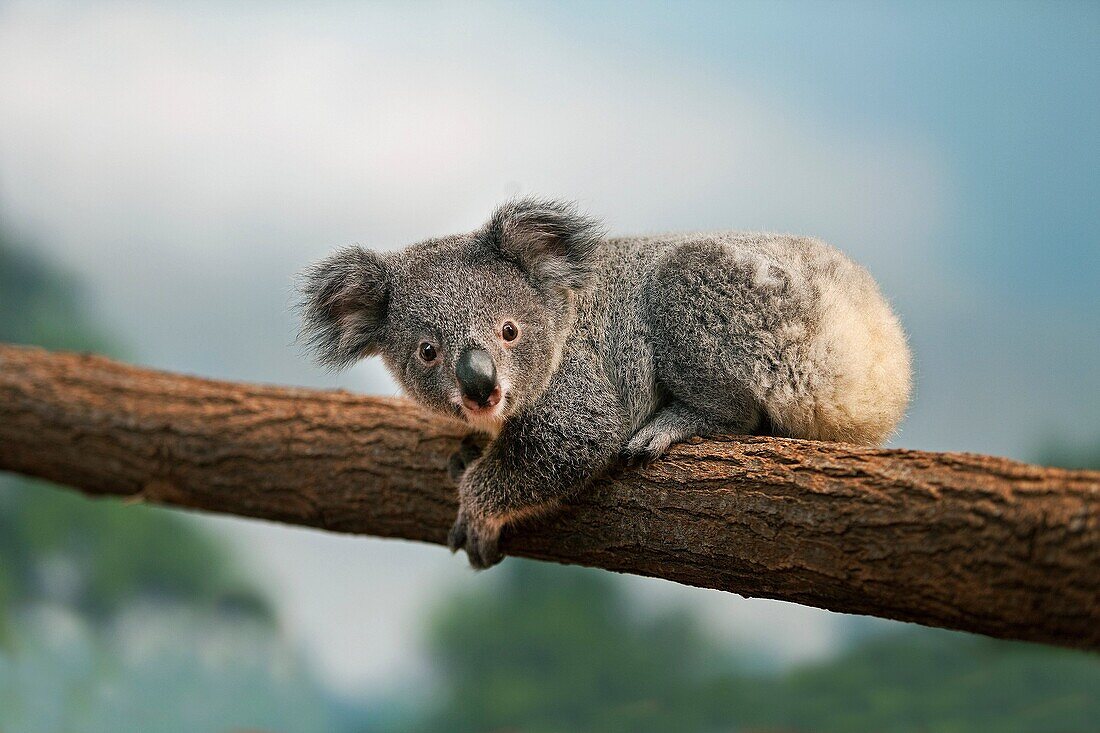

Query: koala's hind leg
[622,401,704,465]
[623,397,764,465]
[648,238,784,444]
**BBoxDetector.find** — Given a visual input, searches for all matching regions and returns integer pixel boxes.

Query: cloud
[0,1,945,301]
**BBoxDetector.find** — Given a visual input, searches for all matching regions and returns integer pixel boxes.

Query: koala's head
[299,198,604,432]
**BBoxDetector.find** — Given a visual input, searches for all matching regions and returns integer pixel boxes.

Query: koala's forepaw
[447,435,485,484]
[621,431,674,467]
[447,511,503,569]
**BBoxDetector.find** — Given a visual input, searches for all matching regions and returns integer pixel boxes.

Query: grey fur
[298,198,912,568]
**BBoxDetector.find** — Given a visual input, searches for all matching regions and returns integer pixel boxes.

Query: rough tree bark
[0,344,1097,651]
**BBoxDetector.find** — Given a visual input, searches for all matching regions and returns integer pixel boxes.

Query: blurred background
[1,1,1098,731]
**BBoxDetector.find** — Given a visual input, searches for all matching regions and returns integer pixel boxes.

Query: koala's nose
[456,349,500,408]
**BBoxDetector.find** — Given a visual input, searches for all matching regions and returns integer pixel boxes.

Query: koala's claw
[447,512,503,569]
[447,453,469,485]
[468,532,503,569]
[448,435,486,484]
[621,432,673,467]
[447,517,467,553]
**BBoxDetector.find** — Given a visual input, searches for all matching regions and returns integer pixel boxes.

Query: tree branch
[0,344,1097,650]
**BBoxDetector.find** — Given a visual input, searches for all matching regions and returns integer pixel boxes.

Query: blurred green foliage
[0,477,272,625]
[707,629,1100,733]
[422,561,717,733]
[0,226,113,354]
[418,561,1100,733]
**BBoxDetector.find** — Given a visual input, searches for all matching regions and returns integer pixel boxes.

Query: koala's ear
[298,246,389,369]
[483,198,606,293]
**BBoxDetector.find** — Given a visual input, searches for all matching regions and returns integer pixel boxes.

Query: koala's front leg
[447,437,579,569]
[447,460,549,569]
[447,361,625,568]
[445,436,508,568]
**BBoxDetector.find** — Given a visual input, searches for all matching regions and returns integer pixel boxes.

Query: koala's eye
[417,341,438,364]
[501,320,520,344]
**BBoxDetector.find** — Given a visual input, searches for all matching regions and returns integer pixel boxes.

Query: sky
[1,0,1097,697]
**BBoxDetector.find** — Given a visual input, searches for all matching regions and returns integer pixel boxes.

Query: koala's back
[579,232,912,446]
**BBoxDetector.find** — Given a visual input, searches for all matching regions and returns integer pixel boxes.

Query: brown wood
[0,343,1097,650]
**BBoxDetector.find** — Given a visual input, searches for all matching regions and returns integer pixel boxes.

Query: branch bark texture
[0,344,1097,650]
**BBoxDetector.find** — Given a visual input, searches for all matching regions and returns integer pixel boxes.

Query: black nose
[456,349,498,405]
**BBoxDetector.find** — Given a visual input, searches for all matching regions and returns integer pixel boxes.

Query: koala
[299,198,911,568]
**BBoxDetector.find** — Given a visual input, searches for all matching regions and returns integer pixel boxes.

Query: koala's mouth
[456,385,509,426]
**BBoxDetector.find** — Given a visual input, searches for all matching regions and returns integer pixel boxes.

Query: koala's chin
[457,396,508,436]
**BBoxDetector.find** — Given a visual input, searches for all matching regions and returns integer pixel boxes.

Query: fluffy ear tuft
[483,198,606,293]
[297,246,389,369]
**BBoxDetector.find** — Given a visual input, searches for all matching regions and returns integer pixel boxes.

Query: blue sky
[1,0,1097,696]
[550,1,1100,298]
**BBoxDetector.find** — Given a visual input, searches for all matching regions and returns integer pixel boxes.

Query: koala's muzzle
[456,348,501,410]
